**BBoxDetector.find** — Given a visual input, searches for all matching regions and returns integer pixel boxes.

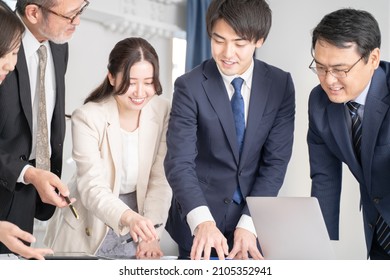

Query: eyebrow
[129,77,154,80]
[314,59,349,68]
[212,32,246,42]
[62,2,84,15]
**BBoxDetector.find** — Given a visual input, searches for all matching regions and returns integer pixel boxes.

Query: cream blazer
[44,95,172,254]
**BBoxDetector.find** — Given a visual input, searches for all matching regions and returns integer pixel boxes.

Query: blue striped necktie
[231,77,245,204]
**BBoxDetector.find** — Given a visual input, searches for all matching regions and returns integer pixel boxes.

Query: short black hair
[206,0,272,43]
[312,8,381,61]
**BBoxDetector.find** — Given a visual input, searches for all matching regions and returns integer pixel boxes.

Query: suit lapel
[202,60,240,163]
[239,61,270,165]
[327,102,362,178]
[49,42,66,139]
[17,43,33,133]
[105,98,122,195]
[361,68,390,190]
[138,98,159,210]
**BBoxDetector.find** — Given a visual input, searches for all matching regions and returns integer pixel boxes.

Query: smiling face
[210,19,263,76]
[0,42,20,85]
[313,40,380,103]
[110,60,156,113]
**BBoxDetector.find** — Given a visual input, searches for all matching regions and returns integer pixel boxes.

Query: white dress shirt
[120,128,138,194]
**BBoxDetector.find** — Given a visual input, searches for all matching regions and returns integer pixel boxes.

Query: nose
[71,14,81,25]
[323,71,338,84]
[223,43,235,58]
[133,84,145,97]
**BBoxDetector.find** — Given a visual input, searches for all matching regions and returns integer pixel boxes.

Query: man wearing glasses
[307,8,390,259]
[0,0,89,255]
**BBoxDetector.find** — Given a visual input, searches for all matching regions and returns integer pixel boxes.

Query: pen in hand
[64,196,79,220]
[121,223,163,244]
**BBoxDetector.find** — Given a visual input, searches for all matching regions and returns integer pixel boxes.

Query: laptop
[246,196,336,260]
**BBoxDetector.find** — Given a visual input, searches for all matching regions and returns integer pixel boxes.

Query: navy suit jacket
[164,58,295,251]
[308,61,390,257]
[0,41,68,251]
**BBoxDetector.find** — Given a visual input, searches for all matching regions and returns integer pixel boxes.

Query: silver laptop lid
[247,196,336,260]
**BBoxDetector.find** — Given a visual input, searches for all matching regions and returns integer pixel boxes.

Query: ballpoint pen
[64,196,79,220]
[121,223,163,244]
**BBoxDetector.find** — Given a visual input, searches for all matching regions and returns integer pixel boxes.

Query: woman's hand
[120,210,158,243]
[136,239,163,259]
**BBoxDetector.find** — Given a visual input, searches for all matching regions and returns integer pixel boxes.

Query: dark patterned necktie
[375,215,390,255]
[346,101,362,161]
[231,77,245,204]
[35,45,50,171]
[346,102,390,255]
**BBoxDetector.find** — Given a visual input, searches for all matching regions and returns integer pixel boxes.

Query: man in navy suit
[308,8,390,259]
[164,0,295,260]
[0,0,88,254]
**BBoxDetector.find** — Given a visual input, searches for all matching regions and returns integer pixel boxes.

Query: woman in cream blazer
[44,38,172,258]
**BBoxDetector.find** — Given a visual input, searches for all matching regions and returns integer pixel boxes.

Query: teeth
[131,98,144,103]
[223,60,234,65]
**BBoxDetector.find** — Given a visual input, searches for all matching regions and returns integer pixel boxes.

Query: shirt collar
[348,79,371,106]
[218,59,254,89]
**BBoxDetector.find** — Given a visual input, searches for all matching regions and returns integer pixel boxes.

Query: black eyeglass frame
[29,0,90,24]
[308,55,364,78]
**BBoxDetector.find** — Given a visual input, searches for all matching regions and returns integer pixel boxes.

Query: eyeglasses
[309,55,364,78]
[30,0,90,24]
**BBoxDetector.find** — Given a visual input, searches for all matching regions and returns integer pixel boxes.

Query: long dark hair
[0,1,25,58]
[84,37,162,104]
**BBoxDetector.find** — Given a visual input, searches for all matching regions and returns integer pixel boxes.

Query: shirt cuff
[17,165,33,184]
[186,206,215,236]
[236,214,257,237]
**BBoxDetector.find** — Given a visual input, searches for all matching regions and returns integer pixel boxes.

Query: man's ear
[369,47,381,70]
[255,38,265,48]
[24,4,41,24]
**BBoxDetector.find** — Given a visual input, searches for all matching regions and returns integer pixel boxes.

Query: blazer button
[224,198,233,204]
[85,227,91,236]
[0,178,7,187]
[20,155,27,161]
[373,198,380,204]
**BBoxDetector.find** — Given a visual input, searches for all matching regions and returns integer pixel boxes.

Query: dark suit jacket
[164,58,295,252]
[308,61,390,257]
[0,41,68,249]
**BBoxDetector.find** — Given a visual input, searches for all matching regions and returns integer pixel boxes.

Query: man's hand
[190,221,229,260]
[0,221,53,260]
[227,227,263,260]
[24,167,71,208]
